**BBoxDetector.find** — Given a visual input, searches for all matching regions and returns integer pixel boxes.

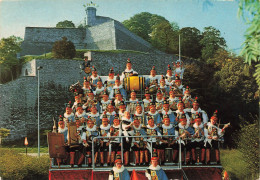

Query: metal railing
[91,134,183,170]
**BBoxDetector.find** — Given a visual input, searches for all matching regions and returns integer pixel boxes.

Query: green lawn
[0,146,49,153]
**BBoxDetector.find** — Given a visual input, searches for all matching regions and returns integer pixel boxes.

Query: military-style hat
[175,74,181,82]
[109,67,114,74]
[102,114,109,121]
[92,66,97,71]
[193,97,199,105]
[160,75,165,82]
[179,113,187,121]
[87,117,94,124]
[131,89,136,94]
[66,101,72,109]
[127,58,131,64]
[119,101,126,107]
[167,64,172,70]
[115,88,121,96]
[145,87,150,96]
[151,149,158,161]
[88,89,94,95]
[211,110,218,121]
[115,152,122,164]
[76,106,83,111]
[163,113,170,119]
[184,86,190,94]
[149,102,156,108]
[163,99,169,106]
[177,97,185,107]
[116,74,120,81]
[58,115,64,122]
[84,76,90,82]
[194,112,202,122]
[156,88,163,96]
[150,66,156,72]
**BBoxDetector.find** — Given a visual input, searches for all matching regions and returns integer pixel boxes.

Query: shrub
[0,148,49,180]
[52,37,76,59]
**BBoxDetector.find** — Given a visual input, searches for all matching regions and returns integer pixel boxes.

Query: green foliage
[180,27,202,59]
[238,0,260,86]
[0,36,23,83]
[122,12,169,42]
[150,21,176,53]
[200,26,226,61]
[237,118,259,179]
[56,20,75,28]
[0,148,49,180]
[52,37,76,59]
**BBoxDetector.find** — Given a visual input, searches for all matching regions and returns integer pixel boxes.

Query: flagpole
[179,34,181,60]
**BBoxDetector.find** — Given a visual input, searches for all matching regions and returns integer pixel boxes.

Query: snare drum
[123,76,145,91]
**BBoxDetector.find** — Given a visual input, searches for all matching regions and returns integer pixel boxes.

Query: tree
[0,36,22,83]
[180,27,202,59]
[0,128,10,145]
[200,26,226,61]
[52,37,76,59]
[238,0,260,86]
[122,12,169,42]
[56,20,75,28]
[150,21,175,53]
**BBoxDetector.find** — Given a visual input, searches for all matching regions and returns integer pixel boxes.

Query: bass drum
[123,76,145,92]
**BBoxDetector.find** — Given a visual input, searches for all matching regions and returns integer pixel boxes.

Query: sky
[0,0,247,54]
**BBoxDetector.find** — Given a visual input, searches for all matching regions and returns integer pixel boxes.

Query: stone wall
[21,27,87,55]
[0,52,179,141]
[86,21,116,50]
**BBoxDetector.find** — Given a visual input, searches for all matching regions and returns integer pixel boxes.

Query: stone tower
[86,7,97,27]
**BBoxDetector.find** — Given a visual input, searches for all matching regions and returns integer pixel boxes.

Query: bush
[0,148,49,180]
[52,37,76,59]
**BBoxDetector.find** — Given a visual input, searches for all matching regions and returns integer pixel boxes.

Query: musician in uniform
[64,101,75,123]
[168,87,180,111]
[82,76,93,101]
[174,114,194,164]
[105,103,117,125]
[191,112,205,165]
[104,67,116,94]
[182,86,194,109]
[145,150,168,180]
[84,118,100,167]
[146,102,161,126]
[72,95,83,113]
[165,64,174,85]
[204,110,229,164]
[68,119,87,168]
[75,106,88,126]
[133,102,146,126]
[120,58,138,81]
[100,91,111,113]
[90,66,101,89]
[82,90,99,113]
[109,115,122,166]
[146,116,162,160]
[158,76,169,97]
[155,89,164,113]
[99,115,111,166]
[187,97,208,125]
[145,66,158,88]
[173,59,185,79]
[108,154,130,180]
[87,106,100,127]
[110,74,127,100]
[126,90,139,115]
[161,100,176,125]
[121,111,134,166]
[159,114,175,165]
[118,101,126,120]
[173,74,185,94]
[114,90,124,113]
[131,117,147,165]
[143,88,152,113]
[174,99,190,125]
[94,78,105,102]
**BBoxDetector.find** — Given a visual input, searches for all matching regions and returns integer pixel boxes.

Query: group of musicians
[55,58,229,173]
